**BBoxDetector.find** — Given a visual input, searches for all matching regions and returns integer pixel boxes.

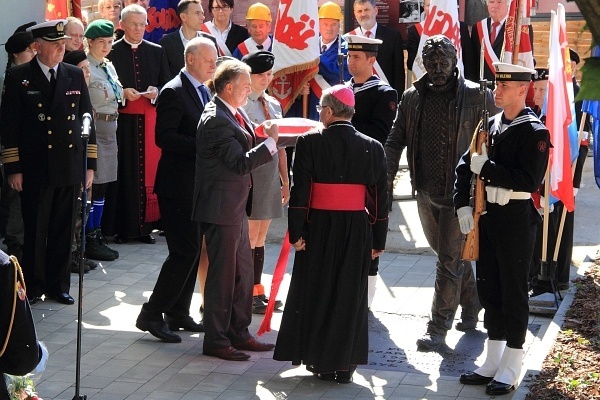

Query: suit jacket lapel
[180,72,204,112]
[214,97,252,149]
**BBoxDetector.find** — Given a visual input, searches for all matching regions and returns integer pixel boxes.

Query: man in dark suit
[202,0,249,56]
[192,59,278,361]
[0,20,97,305]
[348,0,405,95]
[135,37,217,343]
[158,0,218,79]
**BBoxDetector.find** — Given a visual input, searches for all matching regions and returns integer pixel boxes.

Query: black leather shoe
[204,346,250,361]
[315,372,335,381]
[232,338,275,352]
[485,379,515,395]
[136,319,181,343]
[336,367,356,384]
[459,371,493,385]
[53,292,75,305]
[138,235,156,244]
[165,316,204,332]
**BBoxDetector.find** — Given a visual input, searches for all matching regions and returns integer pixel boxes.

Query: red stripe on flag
[257,230,291,336]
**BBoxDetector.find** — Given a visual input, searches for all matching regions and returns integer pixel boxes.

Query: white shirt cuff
[263,137,277,155]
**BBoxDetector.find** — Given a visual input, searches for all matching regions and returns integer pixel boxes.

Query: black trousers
[20,184,77,298]
[477,201,539,348]
[202,220,253,351]
[140,196,200,320]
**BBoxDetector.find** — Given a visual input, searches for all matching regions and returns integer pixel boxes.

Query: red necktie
[235,112,252,145]
[490,21,500,44]
[365,30,372,38]
[235,112,246,127]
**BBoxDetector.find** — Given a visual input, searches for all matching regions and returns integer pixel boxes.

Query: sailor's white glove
[486,186,512,206]
[470,142,488,175]
[457,206,474,234]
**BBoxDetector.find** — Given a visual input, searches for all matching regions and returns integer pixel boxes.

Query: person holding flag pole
[530,5,585,300]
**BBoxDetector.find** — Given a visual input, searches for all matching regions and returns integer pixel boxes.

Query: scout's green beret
[85,19,114,39]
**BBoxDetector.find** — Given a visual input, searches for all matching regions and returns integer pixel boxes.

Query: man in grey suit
[159,0,218,79]
[135,37,217,343]
[192,59,279,361]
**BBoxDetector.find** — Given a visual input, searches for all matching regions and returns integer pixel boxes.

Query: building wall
[0,0,45,75]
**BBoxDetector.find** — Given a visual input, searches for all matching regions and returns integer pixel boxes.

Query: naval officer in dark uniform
[0,20,97,305]
[343,33,397,307]
[454,62,549,396]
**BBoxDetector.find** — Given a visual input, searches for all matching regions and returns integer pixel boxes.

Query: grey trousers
[416,191,480,337]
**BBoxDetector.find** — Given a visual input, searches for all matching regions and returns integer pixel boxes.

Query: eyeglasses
[127,22,148,28]
[316,104,329,112]
[213,6,231,12]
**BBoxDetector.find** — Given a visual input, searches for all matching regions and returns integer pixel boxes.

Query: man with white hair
[104,4,170,244]
[136,37,217,343]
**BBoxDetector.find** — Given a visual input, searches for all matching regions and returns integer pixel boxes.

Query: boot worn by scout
[85,228,116,261]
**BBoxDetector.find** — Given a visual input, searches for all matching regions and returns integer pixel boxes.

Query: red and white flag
[502,0,534,68]
[255,117,321,139]
[413,0,463,79]
[546,4,575,211]
[268,0,320,114]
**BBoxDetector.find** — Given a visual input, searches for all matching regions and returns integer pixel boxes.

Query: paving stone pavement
[23,160,600,399]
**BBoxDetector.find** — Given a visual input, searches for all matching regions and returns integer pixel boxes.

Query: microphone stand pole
[73,113,92,400]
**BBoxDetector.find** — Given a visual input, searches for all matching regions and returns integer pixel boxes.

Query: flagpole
[511,0,523,64]
[551,111,587,264]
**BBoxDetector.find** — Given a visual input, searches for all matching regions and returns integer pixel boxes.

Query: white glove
[470,142,488,175]
[485,186,497,203]
[573,188,579,196]
[457,206,475,234]
[485,186,512,206]
[496,187,512,205]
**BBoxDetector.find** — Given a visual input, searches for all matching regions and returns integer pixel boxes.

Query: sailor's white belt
[510,191,531,200]
[486,186,531,206]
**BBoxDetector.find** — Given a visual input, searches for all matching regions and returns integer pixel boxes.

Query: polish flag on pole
[413,0,463,80]
[546,5,575,211]
[268,0,320,114]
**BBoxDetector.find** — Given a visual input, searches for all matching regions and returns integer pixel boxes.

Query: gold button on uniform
[47,116,51,121]
[71,103,75,107]
[69,144,73,148]
[68,130,72,134]
[48,145,52,149]
[38,103,42,108]
[67,116,71,120]
[48,130,52,134]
